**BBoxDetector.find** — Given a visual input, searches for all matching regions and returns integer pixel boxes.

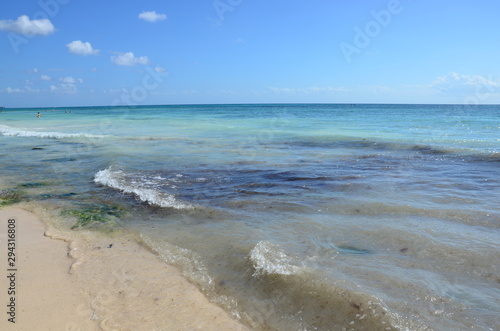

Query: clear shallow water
[1,104,499,330]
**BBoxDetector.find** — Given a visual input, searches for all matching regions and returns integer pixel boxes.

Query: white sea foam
[94,167,193,210]
[249,241,303,276]
[0,124,106,139]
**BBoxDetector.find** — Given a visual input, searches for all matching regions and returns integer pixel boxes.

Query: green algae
[62,203,126,229]
[0,189,27,207]
[37,192,78,200]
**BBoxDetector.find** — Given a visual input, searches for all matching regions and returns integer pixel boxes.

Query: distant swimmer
[37,112,41,118]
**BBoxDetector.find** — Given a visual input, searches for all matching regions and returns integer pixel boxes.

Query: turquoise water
[1,104,499,330]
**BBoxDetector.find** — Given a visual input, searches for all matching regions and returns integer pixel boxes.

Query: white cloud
[0,15,55,36]
[41,75,51,81]
[55,77,83,93]
[1,81,83,95]
[5,87,23,93]
[138,11,167,22]
[66,40,99,56]
[3,86,40,93]
[429,72,500,93]
[59,76,83,84]
[111,52,150,66]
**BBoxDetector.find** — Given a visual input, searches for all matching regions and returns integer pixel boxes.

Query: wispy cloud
[2,86,40,94]
[60,77,83,84]
[1,75,84,95]
[52,77,84,93]
[138,11,167,22]
[4,87,23,93]
[111,52,150,66]
[429,72,500,92]
[67,40,99,56]
[0,15,55,36]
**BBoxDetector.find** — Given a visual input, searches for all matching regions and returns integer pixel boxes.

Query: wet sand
[0,207,249,331]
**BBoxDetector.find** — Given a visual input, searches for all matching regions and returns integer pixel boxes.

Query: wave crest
[0,124,106,139]
[94,167,193,210]
[249,241,303,276]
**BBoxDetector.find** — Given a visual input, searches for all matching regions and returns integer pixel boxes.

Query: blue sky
[1,0,500,107]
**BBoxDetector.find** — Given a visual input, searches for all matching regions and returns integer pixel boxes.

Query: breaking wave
[249,241,304,276]
[0,124,107,139]
[245,241,405,330]
[94,167,193,210]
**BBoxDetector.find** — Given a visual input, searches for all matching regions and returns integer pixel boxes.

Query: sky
[1,0,500,107]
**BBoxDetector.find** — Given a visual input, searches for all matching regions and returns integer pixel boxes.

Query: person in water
[37,112,41,118]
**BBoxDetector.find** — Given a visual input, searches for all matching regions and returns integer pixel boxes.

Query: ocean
[0,104,498,330]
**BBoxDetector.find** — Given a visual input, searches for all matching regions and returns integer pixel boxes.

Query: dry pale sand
[0,207,250,331]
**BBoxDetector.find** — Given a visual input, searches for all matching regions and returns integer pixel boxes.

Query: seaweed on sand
[0,189,27,207]
[62,203,126,230]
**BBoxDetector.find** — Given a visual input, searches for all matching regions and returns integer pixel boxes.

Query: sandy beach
[0,104,497,330]
[0,206,249,331]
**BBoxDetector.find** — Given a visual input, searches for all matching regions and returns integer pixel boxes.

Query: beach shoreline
[0,206,249,331]
[1,104,498,330]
